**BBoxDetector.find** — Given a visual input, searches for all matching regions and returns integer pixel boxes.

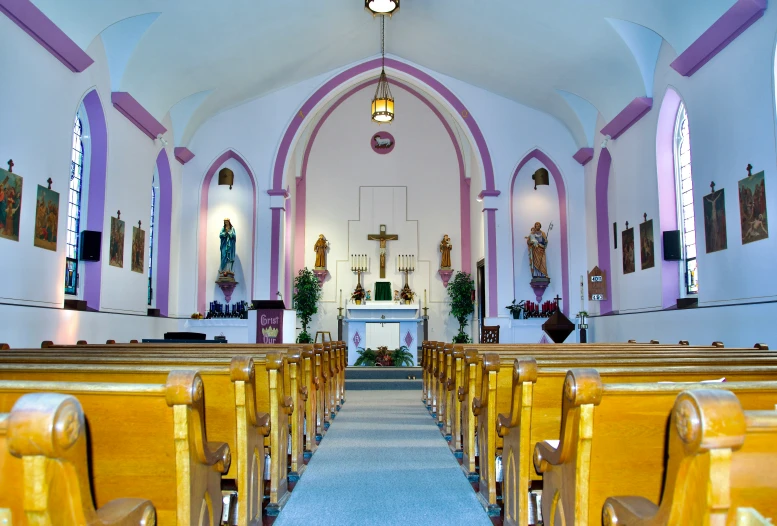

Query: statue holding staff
[526,221,552,279]
[314,234,329,269]
[439,234,452,269]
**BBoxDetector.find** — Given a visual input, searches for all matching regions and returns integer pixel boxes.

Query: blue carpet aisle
[273,390,492,526]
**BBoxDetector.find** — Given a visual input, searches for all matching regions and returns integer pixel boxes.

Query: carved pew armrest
[602,496,660,525]
[533,439,560,473]
[283,396,294,415]
[446,379,455,391]
[299,385,308,401]
[472,397,482,416]
[458,386,466,402]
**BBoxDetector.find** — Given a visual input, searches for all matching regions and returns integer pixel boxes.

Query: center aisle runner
[273,390,493,526]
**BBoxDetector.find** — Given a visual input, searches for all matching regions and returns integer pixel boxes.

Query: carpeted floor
[272,390,492,526]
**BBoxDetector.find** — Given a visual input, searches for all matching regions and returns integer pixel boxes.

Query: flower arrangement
[351,283,365,302]
[400,284,415,303]
[354,346,414,367]
[190,312,203,319]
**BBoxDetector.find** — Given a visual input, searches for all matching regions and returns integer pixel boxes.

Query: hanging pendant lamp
[371,16,394,123]
[365,0,399,16]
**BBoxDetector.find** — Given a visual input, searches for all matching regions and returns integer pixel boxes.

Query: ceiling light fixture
[371,15,394,124]
[365,0,399,16]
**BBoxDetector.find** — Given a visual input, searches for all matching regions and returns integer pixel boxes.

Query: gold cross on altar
[367,224,398,278]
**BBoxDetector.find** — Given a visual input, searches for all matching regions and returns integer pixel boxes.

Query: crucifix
[367,224,398,278]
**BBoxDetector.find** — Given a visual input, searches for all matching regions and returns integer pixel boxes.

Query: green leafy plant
[448,271,475,344]
[506,299,526,319]
[354,347,377,366]
[292,268,322,343]
[391,345,415,367]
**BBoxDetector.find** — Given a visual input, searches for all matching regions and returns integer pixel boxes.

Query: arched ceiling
[30,0,735,147]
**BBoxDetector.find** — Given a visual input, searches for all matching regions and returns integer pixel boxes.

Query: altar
[344,302,422,366]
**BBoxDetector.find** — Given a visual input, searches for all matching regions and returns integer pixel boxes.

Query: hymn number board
[587,266,607,301]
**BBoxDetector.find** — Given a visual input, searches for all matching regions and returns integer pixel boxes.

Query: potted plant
[292,267,322,343]
[506,300,526,320]
[354,347,377,366]
[391,345,415,366]
[447,271,475,344]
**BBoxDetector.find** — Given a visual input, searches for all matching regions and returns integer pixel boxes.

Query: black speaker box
[147,308,161,317]
[80,230,102,261]
[64,299,87,311]
[663,230,682,261]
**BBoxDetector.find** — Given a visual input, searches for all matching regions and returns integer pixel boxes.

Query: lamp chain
[381,14,385,68]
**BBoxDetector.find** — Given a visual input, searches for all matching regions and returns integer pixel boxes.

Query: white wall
[301,84,463,342]
[206,159,253,307]
[0,16,184,345]
[589,7,777,345]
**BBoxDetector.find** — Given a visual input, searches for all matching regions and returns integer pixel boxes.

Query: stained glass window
[674,103,698,294]
[65,116,84,294]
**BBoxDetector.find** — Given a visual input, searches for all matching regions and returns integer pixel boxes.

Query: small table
[315,331,332,343]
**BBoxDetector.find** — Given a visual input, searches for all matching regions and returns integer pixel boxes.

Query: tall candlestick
[424,289,427,309]
[339,289,343,308]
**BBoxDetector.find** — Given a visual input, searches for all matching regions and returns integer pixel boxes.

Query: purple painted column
[155,150,173,317]
[484,208,499,317]
[269,207,283,301]
[595,148,613,314]
[82,90,107,311]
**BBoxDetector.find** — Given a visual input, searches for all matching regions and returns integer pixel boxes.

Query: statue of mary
[219,218,236,277]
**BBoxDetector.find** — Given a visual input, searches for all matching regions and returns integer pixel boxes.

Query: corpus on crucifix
[367,224,398,279]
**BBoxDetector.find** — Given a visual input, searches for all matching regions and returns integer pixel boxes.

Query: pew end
[1,393,157,526]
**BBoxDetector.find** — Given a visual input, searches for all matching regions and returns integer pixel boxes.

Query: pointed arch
[510,149,570,315]
[595,148,613,314]
[197,149,257,313]
[81,89,108,311]
[154,149,173,316]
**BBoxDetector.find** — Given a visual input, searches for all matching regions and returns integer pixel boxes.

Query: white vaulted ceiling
[30,0,735,146]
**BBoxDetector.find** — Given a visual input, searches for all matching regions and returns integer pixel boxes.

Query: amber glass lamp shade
[371,69,394,123]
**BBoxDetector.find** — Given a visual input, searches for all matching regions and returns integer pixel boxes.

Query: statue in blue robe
[219,218,236,276]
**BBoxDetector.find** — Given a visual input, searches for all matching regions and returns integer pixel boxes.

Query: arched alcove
[154,148,173,316]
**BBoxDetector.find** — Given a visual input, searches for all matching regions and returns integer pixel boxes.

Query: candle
[424,289,427,309]
[339,289,342,308]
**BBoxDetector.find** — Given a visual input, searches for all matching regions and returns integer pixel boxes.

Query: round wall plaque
[370,131,395,154]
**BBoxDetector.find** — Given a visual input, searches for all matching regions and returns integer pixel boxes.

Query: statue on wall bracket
[438,234,454,287]
[313,233,330,285]
[216,218,238,303]
[527,221,552,302]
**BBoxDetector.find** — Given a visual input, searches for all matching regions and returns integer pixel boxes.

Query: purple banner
[257,309,283,344]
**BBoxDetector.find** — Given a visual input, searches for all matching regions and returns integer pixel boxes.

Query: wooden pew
[0,392,156,525]
[0,372,229,526]
[478,350,777,520]
[533,371,777,526]
[602,389,777,526]
[0,352,289,521]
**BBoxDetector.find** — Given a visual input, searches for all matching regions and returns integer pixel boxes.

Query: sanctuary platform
[344,301,422,365]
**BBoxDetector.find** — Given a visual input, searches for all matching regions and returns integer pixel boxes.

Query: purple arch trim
[82,89,107,311]
[656,88,682,309]
[510,150,570,316]
[271,57,492,302]
[293,79,472,283]
[600,97,653,140]
[155,149,172,317]
[596,148,614,314]
[197,150,257,313]
[573,148,594,166]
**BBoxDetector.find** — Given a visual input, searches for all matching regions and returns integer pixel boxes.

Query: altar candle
[339,289,342,308]
[424,289,427,309]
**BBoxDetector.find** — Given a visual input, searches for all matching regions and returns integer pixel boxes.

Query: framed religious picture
[0,167,23,242]
[64,257,78,295]
[33,184,59,251]
[109,215,125,268]
[703,187,727,253]
[739,168,768,244]
[131,222,145,273]
[639,219,655,270]
[622,225,635,274]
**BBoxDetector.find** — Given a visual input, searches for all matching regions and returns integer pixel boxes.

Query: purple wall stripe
[656,89,682,309]
[197,150,257,314]
[111,92,167,140]
[600,97,653,140]
[485,208,498,317]
[0,0,93,72]
[155,150,173,317]
[269,208,282,303]
[573,147,594,166]
[477,190,502,200]
[509,150,571,316]
[82,90,107,311]
[174,147,195,165]
[671,0,767,77]
[595,148,614,314]
[271,58,495,306]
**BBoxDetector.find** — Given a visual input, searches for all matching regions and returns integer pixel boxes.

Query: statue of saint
[439,234,452,269]
[526,222,549,279]
[314,234,329,269]
[219,218,236,276]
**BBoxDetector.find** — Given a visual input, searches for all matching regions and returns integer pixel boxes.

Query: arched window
[148,171,157,306]
[65,114,85,295]
[674,103,698,294]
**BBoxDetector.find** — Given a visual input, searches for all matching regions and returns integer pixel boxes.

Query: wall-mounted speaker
[663,230,682,261]
[80,231,101,261]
